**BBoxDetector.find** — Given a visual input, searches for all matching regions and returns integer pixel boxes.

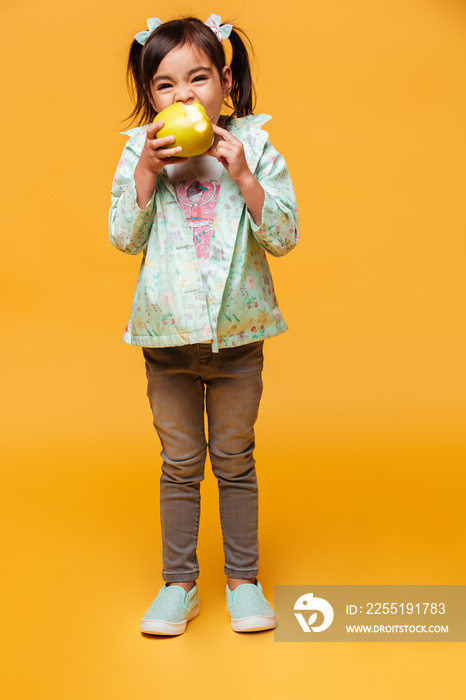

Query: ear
[148,95,155,110]
[221,65,232,99]
[146,90,156,112]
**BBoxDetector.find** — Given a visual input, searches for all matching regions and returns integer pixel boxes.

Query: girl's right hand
[134,121,188,208]
[139,120,188,173]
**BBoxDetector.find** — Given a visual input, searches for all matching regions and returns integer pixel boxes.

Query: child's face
[149,43,232,125]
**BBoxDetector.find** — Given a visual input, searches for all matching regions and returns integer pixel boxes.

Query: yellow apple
[155,102,214,158]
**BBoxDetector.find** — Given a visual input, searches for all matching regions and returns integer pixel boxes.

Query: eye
[192,75,207,83]
[157,83,172,91]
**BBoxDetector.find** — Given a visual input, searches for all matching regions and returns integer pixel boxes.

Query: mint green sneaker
[141,583,200,635]
[226,579,276,632]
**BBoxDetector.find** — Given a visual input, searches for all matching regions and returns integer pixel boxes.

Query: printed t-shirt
[165,155,223,299]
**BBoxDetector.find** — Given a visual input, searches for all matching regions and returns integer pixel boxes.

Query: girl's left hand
[206,124,251,185]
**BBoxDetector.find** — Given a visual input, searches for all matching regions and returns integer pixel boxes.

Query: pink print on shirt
[174,180,220,260]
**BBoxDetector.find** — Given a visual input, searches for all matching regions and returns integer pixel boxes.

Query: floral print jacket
[109,113,299,352]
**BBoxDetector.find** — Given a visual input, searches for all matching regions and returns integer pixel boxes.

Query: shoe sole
[141,604,200,635]
[231,614,276,632]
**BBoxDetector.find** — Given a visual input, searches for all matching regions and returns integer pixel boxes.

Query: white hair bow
[205,14,233,42]
[134,17,162,45]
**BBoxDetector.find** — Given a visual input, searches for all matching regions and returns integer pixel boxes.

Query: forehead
[154,43,216,77]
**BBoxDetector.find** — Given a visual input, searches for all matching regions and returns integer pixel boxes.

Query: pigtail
[126,39,156,126]
[227,27,256,119]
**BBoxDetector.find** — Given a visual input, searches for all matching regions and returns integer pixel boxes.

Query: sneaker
[140,583,200,635]
[226,579,276,632]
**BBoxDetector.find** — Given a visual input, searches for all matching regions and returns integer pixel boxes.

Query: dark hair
[126,17,256,126]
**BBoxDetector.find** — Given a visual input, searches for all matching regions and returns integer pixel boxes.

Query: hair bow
[205,14,233,42]
[134,17,162,45]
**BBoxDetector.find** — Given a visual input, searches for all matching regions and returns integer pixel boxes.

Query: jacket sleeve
[108,140,156,256]
[247,139,299,257]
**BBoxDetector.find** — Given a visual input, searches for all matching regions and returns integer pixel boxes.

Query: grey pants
[143,341,264,582]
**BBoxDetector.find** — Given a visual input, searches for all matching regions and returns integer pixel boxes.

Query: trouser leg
[143,346,206,582]
[204,342,264,579]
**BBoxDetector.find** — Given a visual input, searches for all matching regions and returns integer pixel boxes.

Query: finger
[204,132,225,156]
[205,142,220,157]
[215,141,237,152]
[211,123,240,144]
[149,134,176,150]
[205,128,228,153]
[155,146,184,159]
[214,143,239,160]
[147,120,165,138]
[211,123,231,137]
[207,146,226,163]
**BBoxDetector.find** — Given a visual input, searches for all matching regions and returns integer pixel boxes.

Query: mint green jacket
[109,114,298,352]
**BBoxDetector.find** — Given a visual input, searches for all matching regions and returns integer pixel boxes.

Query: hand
[137,120,188,175]
[134,121,187,208]
[206,123,265,225]
[206,124,252,185]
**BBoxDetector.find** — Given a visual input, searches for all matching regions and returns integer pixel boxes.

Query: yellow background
[1,0,465,697]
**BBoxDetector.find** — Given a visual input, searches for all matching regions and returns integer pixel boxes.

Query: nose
[174,84,195,104]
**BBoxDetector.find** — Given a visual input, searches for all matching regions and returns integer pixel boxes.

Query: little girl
[109,13,298,635]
